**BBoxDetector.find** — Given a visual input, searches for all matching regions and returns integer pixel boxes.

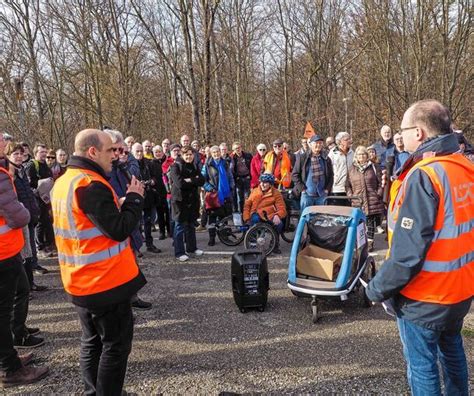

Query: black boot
[208,227,216,246]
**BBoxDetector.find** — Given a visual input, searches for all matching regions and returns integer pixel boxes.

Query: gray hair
[335,131,350,144]
[380,125,392,135]
[152,145,163,152]
[354,145,368,156]
[103,129,124,144]
[210,145,220,152]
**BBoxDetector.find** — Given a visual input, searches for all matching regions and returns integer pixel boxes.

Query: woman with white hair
[345,145,384,251]
[250,143,267,189]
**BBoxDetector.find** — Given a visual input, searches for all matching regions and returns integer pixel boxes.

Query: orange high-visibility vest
[387,153,474,305]
[0,168,25,260]
[263,151,292,188]
[51,167,139,297]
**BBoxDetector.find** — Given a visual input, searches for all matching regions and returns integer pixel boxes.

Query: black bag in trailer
[231,250,269,313]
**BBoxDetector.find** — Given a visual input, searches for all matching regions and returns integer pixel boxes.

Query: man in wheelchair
[242,173,287,254]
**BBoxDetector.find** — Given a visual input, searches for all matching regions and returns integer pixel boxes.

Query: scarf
[213,159,231,205]
[354,160,372,173]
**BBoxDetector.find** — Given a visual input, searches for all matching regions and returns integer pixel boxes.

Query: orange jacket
[243,186,287,223]
[51,167,140,300]
[0,167,26,260]
[387,154,474,305]
[263,151,292,188]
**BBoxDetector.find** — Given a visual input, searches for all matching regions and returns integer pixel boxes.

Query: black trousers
[75,300,133,395]
[35,199,55,251]
[143,207,155,247]
[0,254,23,373]
[155,197,170,235]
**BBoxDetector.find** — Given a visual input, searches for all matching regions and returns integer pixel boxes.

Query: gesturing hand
[126,175,145,197]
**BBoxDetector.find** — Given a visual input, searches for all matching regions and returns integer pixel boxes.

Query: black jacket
[291,152,333,198]
[137,158,156,209]
[169,158,205,223]
[230,151,252,182]
[149,158,167,200]
[24,159,52,190]
[68,156,146,307]
[12,164,40,224]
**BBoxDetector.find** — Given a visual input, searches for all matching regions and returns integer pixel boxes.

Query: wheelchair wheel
[244,222,277,257]
[216,215,246,246]
[281,211,300,243]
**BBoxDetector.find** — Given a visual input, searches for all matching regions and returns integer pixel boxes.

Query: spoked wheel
[244,222,277,257]
[311,297,321,323]
[281,211,300,243]
[216,215,246,246]
[358,256,377,308]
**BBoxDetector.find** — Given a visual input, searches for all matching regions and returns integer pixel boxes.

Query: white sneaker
[177,255,189,262]
[376,226,385,234]
[193,249,204,256]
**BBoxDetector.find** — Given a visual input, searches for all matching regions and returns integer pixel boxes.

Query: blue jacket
[202,158,234,193]
[366,133,472,331]
[381,146,410,171]
[372,138,394,159]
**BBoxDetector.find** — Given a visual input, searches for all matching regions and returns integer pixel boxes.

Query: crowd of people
[0,101,473,393]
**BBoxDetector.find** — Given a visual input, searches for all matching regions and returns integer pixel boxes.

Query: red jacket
[250,153,264,189]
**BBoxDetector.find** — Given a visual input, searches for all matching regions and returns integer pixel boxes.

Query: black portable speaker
[231,250,269,313]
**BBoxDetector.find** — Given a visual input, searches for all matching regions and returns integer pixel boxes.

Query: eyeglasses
[258,148,266,152]
[46,156,55,159]
[400,126,418,134]
[273,144,282,148]
[112,147,124,153]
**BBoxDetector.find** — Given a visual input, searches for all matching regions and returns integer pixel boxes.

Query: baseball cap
[309,135,323,143]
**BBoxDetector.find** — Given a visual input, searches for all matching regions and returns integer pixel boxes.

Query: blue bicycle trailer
[287,197,376,323]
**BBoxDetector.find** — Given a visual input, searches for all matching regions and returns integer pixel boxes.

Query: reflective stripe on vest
[0,224,12,234]
[387,154,474,304]
[58,240,129,266]
[51,167,138,297]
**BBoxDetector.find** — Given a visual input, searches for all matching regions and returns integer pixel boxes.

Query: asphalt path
[12,229,474,394]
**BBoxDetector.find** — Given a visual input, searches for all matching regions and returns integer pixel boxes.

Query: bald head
[405,100,452,137]
[75,129,108,155]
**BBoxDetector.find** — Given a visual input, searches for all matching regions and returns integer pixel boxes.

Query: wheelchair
[215,214,278,257]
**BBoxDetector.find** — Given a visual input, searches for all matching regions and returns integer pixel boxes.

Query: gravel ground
[10,231,474,395]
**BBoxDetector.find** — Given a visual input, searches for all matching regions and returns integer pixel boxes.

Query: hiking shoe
[177,255,189,262]
[146,245,161,254]
[131,298,152,311]
[34,265,49,275]
[19,352,34,366]
[187,249,204,256]
[14,335,45,349]
[158,233,166,240]
[31,283,48,292]
[0,365,49,388]
[26,327,40,336]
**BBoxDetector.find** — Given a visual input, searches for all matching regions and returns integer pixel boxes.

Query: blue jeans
[300,192,326,212]
[250,213,284,234]
[397,317,469,396]
[173,221,197,257]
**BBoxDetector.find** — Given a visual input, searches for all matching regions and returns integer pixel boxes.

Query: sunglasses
[258,148,266,152]
[273,144,282,148]
[46,156,55,159]
[113,147,125,153]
